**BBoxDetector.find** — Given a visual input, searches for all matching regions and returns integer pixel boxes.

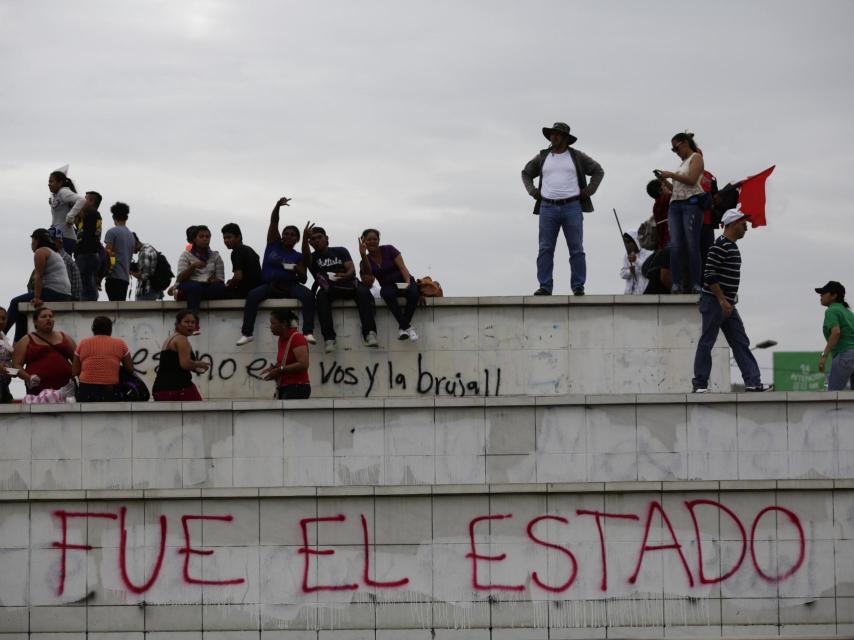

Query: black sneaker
[533,288,551,296]
[745,383,774,392]
[572,287,585,296]
[692,386,708,393]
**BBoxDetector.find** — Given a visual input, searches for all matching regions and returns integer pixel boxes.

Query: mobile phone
[653,170,662,177]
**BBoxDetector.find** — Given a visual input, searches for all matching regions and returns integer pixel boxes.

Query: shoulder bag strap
[29,332,72,363]
[276,332,297,370]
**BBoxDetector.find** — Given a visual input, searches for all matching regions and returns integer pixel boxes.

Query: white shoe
[236,335,254,346]
[364,331,379,347]
[325,339,336,354]
[398,329,409,341]
[304,333,317,345]
[407,327,418,342]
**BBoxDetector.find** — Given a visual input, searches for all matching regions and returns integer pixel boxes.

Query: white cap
[53,164,70,175]
[721,208,748,226]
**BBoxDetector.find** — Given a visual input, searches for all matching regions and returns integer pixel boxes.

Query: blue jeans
[693,294,761,388]
[5,289,73,343]
[380,280,420,330]
[668,198,704,290]
[828,348,854,391]
[136,289,165,301]
[537,200,585,292]
[75,253,101,301]
[240,282,316,337]
[316,284,376,340]
[178,281,232,312]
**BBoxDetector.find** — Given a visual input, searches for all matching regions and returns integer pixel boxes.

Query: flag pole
[613,208,637,286]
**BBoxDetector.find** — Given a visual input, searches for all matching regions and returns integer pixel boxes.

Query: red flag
[736,165,775,227]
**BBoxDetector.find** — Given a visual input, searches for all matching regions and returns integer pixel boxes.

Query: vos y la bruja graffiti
[46,498,805,599]
[132,349,501,398]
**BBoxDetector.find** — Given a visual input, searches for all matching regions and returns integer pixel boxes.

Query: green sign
[773,351,828,392]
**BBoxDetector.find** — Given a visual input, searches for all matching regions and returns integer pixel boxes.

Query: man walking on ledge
[522,122,604,296]
[692,208,772,393]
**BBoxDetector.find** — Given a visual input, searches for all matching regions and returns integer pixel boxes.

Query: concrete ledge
[0,392,848,413]
[20,294,705,313]
[14,295,731,400]
[7,479,850,502]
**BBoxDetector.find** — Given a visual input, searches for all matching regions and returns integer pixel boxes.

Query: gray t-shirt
[104,225,135,283]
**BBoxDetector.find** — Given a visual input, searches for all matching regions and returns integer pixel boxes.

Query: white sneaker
[304,333,317,345]
[364,331,379,347]
[398,329,409,341]
[236,335,254,346]
[407,327,418,342]
[324,339,336,354]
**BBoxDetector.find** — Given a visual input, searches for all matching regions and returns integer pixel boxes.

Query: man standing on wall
[521,122,604,296]
[104,202,135,302]
[72,191,103,301]
[692,208,772,393]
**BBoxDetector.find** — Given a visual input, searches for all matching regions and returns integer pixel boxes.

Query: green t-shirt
[823,302,854,356]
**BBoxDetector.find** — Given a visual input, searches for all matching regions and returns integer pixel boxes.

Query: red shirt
[24,332,74,393]
[276,329,309,386]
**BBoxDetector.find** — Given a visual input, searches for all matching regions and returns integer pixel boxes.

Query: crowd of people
[0,167,430,402]
[0,132,851,402]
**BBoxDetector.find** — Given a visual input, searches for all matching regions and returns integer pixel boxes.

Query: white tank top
[671,152,704,202]
[41,251,72,296]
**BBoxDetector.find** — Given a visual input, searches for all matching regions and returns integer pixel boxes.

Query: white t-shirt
[541,151,580,199]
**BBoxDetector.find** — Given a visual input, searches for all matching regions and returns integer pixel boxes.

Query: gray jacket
[521,147,605,213]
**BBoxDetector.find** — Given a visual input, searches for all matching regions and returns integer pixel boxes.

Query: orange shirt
[76,335,130,385]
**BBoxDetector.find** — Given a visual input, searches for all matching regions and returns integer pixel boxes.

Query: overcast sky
[2,0,853,382]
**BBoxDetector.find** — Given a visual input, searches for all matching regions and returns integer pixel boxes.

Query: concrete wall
[2,395,852,493]
[2,396,853,637]
[0,486,852,637]
[20,296,731,399]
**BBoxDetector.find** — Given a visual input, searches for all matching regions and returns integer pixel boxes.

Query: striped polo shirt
[702,235,741,303]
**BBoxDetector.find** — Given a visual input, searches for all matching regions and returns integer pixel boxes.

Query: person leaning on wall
[151,310,211,401]
[260,309,311,400]
[2,307,75,396]
[72,316,135,402]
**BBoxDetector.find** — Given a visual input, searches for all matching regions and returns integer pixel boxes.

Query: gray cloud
[2,0,853,384]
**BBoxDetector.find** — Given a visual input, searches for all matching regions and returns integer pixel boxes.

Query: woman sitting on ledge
[152,310,211,401]
[5,229,73,343]
[358,228,420,341]
[72,316,135,402]
[175,225,229,334]
[2,307,75,396]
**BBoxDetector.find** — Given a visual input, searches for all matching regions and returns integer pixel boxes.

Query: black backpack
[149,253,174,292]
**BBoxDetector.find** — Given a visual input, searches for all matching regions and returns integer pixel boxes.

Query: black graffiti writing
[247,358,270,381]
[127,349,501,397]
[320,361,359,386]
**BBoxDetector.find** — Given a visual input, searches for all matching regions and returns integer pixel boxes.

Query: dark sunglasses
[671,141,685,153]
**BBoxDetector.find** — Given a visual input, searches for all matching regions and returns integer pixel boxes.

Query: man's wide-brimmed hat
[542,122,577,145]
